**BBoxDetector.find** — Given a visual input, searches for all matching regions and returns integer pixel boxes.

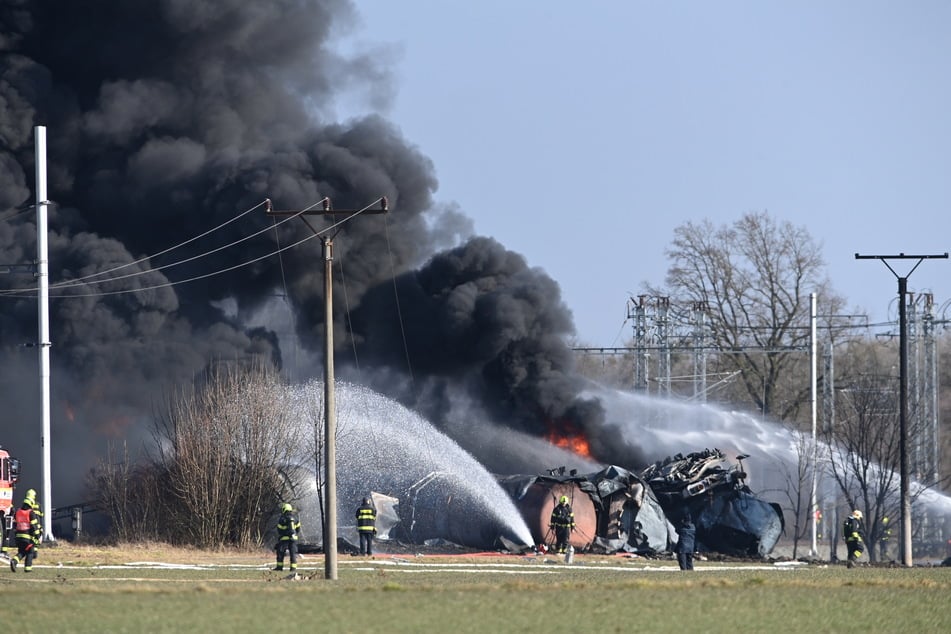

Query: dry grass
[34,540,527,566]
[31,540,266,566]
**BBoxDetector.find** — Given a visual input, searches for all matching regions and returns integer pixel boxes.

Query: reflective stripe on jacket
[356,504,377,533]
[843,517,864,542]
[277,512,301,541]
[550,503,575,529]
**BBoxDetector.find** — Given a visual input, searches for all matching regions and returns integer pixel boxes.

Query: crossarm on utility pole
[264,194,389,581]
[854,251,948,568]
[265,197,389,221]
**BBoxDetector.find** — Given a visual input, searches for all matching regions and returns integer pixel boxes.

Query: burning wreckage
[498,449,783,558]
[640,449,784,557]
[342,449,783,559]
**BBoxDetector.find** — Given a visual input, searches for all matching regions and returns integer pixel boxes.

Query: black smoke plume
[0,1,644,501]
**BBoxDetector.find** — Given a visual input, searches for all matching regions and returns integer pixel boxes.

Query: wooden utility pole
[266,196,388,580]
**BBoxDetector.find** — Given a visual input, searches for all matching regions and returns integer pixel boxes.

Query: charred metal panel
[588,465,672,553]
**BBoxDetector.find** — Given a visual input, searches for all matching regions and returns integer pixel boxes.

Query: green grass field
[2,545,948,633]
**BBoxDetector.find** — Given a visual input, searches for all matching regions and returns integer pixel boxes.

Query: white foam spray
[282,380,535,547]
[587,385,951,516]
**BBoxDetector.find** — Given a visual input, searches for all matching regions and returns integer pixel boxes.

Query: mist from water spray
[282,380,535,547]
[588,385,951,516]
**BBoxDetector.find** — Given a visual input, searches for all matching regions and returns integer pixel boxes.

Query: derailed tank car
[498,466,672,554]
[497,472,598,551]
[500,450,782,558]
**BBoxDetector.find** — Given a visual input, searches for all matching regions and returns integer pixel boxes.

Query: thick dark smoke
[347,236,643,468]
[0,1,644,503]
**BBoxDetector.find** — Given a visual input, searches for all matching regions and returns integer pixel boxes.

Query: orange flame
[62,396,132,437]
[546,429,592,458]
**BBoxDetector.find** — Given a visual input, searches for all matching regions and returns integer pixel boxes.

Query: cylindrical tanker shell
[513,481,597,550]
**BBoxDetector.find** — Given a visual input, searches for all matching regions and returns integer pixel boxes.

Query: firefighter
[273,503,301,572]
[10,494,42,573]
[879,516,891,561]
[355,497,377,556]
[549,495,575,554]
[23,489,42,516]
[675,513,697,571]
[843,509,866,568]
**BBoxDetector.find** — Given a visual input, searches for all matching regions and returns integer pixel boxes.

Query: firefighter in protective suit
[273,503,301,572]
[879,516,892,561]
[10,491,42,572]
[22,489,42,517]
[549,495,575,554]
[4,488,40,555]
[843,509,866,568]
[355,497,377,556]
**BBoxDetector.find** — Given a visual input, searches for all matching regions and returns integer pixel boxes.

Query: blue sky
[339,1,951,346]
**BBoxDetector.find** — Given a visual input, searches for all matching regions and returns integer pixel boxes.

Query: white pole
[810,292,817,556]
[323,237,337,580]
[35,126,54,541]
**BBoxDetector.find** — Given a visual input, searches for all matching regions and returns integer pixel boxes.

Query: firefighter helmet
[25,488,36,500]
[363,497,371,505]
[281,503,293,513]
[852,509,863,520]
[559,495,569,504]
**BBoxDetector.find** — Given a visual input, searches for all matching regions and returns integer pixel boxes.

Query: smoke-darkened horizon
[0,1,645,502]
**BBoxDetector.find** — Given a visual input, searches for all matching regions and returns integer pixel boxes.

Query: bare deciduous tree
[157,361,306,548]
[93,361,306,548]
[89,442,163,543]
[770,429,817,559]
[648,210,845,422]
[825,360,901,563]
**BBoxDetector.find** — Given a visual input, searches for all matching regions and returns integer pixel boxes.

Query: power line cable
[609,316,630,348]
[323,210,361,373]
[53,199,269,289]
[0,202,38,223]
[3,198,379,299]
[50,205,302,292]
[1,198,273,295]
[271,213,301,379]
[378,213,441,469]
[44,233,317,298]
[382,212,414,384]
[0,197,341,298]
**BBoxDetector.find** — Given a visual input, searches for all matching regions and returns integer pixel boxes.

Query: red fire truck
[0,447,20,553]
